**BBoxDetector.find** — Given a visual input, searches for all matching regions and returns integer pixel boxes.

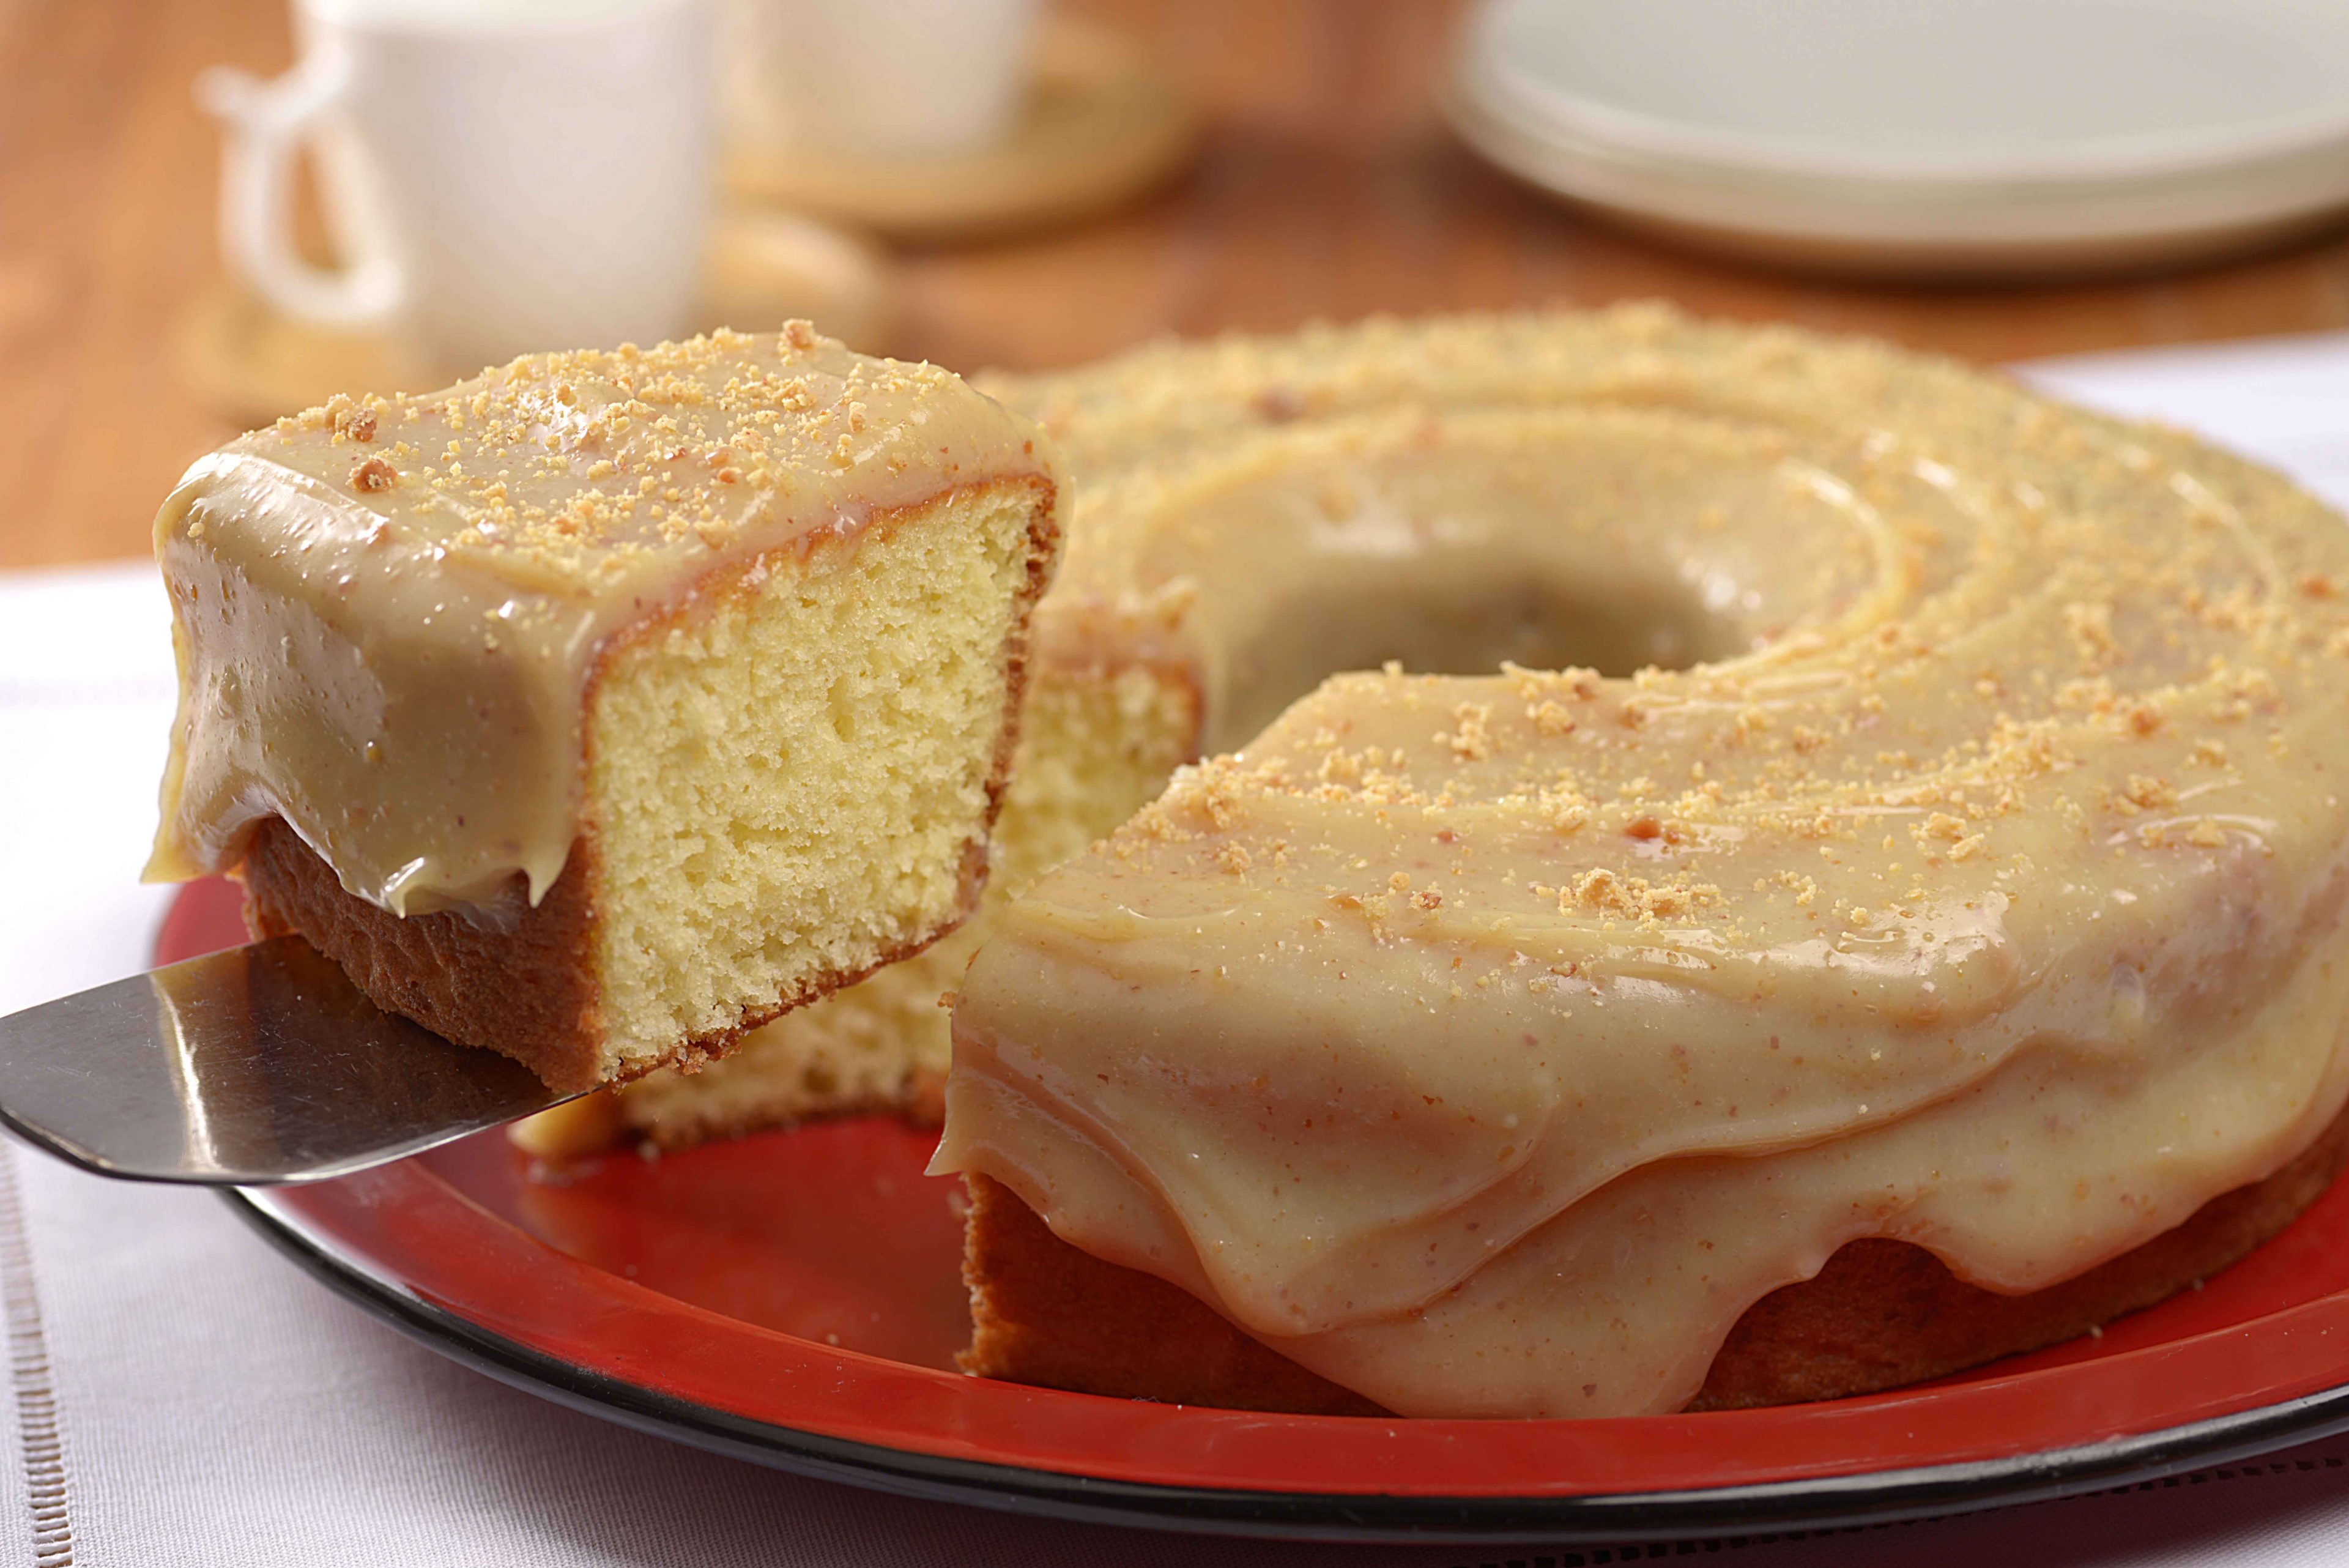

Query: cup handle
[196,48,404,329]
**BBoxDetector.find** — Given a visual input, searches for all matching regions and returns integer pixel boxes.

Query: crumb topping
[939,307,2349,1421]
[151,321,1058,916]
[984,305,2349,983]
[231,323,1000,602]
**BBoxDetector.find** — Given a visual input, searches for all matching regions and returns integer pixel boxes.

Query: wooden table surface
[9,0,2349,569]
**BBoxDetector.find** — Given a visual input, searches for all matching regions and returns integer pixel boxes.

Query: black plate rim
[224,1186,2349,1545]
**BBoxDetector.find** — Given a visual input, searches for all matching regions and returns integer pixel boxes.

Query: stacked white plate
[1447,0,2349,278]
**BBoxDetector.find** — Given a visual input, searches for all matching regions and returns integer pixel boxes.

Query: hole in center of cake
[1208,573,1738,752]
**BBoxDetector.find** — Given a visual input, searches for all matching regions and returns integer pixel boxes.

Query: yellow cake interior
[578,664,1196,1143]
[582,479,1052,1081]
[524,599,1641,1149]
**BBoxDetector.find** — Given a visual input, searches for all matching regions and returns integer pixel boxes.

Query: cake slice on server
[144,323,1063,1093]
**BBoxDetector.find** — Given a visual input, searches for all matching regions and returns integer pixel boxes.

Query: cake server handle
[0,936,571,1186]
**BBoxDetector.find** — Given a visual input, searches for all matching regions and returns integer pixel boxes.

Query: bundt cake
[928,308,2349,1417]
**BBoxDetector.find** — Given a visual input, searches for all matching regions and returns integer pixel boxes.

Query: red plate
[163,879,2349,1543]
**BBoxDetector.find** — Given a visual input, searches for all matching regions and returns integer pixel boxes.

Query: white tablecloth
[10,330,2349,1564]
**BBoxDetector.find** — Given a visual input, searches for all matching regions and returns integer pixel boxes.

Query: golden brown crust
[960,1094,2349,1414]
[243,819,990,1096]
[960,1170,1384,1416]
[979,469,1064,860]
[1693,1096,2349,1410]
[241,816,609,1091]
[241,472,1064,1096]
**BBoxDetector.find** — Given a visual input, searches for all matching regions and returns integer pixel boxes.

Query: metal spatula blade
[0,936,574,1185]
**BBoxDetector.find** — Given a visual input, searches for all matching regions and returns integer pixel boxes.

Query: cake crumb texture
[587,481,1051,1077]
[614,664,1197,1142]
[158,324,1064,1088]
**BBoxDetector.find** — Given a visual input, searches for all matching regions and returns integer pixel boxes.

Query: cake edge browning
[959,1094,2349,1416]
[242,819,979,1094]
[242,816,604,1091]
[240,472,1063,1094]
[959,1169,1382,1417]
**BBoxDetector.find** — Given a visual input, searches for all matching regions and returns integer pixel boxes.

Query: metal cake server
[0,936,573,1184]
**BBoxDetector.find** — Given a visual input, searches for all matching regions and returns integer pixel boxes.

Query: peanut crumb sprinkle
[913,307,2349,1429]
[231,324,1010,600]
[1001,304,2349,980]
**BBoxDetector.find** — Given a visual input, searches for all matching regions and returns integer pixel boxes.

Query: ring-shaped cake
[921,306,2349,1418]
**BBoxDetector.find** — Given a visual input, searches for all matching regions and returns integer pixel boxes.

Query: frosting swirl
[933,307,2349,1416]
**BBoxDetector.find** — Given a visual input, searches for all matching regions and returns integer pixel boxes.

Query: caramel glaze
[147,324,1058,916]
[931,307,2349,1417]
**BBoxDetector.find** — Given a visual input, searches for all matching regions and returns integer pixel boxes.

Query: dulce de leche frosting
[933,308,2349,1417]
[147,324,1053,916]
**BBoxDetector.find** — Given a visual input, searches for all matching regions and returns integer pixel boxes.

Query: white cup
[201,0,716,380]
[726,0,1040,160]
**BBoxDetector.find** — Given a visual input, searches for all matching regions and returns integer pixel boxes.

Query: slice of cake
[146,323,1063,1093]
[538,666,1195,1150]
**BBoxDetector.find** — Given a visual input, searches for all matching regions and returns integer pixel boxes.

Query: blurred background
[10,0,2349,570]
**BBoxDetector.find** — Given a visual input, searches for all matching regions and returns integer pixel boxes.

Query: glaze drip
[147,325,1055,915]
[933,308,2349,1417]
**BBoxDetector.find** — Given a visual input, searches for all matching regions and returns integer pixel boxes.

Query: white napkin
[12,332,2349,1565]
[0,564,179,1022]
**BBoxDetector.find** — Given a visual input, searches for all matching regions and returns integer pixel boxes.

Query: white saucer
[1447,0,2349,278]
